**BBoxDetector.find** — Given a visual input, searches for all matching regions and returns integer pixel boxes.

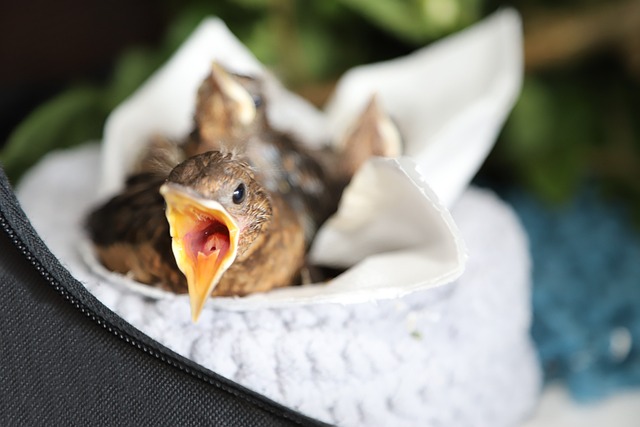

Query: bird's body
[244,131,341,242]
[88,149,306,322]
[88,146,306,294]
[208,190,304,297]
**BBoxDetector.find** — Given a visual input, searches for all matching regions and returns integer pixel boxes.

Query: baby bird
[337,94,402,179]
[87,63,323,321]
[182,62,263,157]
[87,150,305,321]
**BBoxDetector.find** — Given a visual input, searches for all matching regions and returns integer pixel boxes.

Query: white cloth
[93,9,523,306]
[17,143,541,426]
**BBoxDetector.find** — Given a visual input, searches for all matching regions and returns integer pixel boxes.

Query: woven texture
[16,143,541,426]
[507,187,640,402]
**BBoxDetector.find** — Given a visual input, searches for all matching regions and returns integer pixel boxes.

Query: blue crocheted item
[505,187,640,402]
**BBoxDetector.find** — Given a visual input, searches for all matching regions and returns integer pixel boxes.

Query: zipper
[0,210,195,378]
[0,208,321,426]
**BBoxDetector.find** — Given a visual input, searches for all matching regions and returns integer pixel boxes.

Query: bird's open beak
[209,61,256,126]
[160,183,240,322]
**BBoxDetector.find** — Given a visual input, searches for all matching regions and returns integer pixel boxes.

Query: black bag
[0,166,329,426]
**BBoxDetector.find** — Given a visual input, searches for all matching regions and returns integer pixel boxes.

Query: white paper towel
[89,9,522,308]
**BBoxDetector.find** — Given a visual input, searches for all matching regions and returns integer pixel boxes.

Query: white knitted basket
[18,144,540,426]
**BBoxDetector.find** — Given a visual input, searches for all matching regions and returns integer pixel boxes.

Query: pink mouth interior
[185,218,231,261]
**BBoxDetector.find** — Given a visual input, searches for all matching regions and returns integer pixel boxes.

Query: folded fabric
[94,9,522,307]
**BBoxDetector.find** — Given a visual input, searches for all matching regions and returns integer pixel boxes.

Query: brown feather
[86,172,184,291]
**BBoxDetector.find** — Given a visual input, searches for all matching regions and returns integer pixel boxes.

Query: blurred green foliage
[3,0,478,183]
[500,78,594,202]
[1,86,103,180]
[2,0,640,216]
[493,55,640,218]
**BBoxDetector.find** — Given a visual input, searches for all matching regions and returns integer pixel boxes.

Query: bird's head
[195,62,266,145]
[338,95,402,178]
[342,95,402,158]
[160,151,271,321]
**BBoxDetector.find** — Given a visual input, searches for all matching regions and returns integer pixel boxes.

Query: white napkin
[89,9,522,309]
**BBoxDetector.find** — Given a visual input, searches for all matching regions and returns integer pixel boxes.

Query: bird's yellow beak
[209,61,256,126]
[160,183,239,322]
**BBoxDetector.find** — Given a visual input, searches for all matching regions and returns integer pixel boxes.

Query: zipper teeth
[0,211,311,427]
[0,214,179,365]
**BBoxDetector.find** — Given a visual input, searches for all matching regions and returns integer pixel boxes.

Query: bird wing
[86,137,187,293]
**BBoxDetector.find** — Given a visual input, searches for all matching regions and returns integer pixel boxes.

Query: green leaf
[0,86,104,182]
[502,78,557,157]
[523,150,587,203]
[500,78,595,203]
[164,5,215,53]
[233,0,270,9]
[103,47,164,111]
[337,0,480,43]
[242,17,280,70]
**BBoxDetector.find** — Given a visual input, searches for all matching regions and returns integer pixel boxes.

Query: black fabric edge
[0,166,331,427]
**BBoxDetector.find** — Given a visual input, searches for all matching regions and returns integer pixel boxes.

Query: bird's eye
[232,183,246,204]
[252,94,263,108]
